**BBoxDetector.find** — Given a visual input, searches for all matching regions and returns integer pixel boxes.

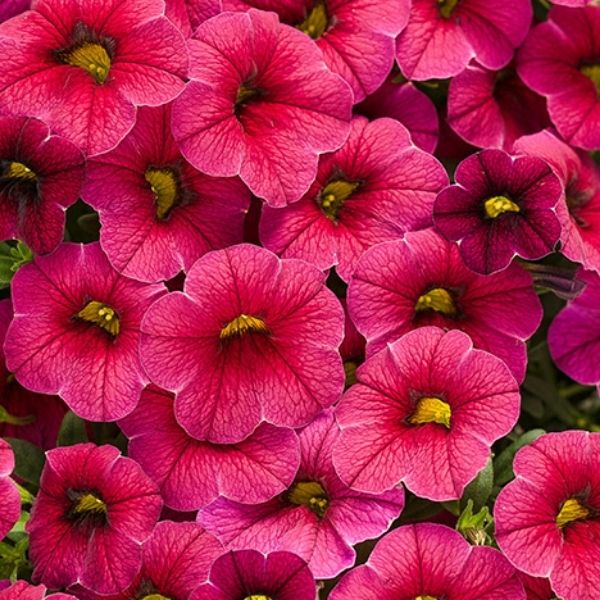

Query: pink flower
[330,523,525,599]
[119,386,301,511]
[0,115,84,254]
[333,327,519,500]
[347,228,542,382]
[396,0,532,80]
[0,581,75,600]
[171,9,353,207]
[514,129,600,273]
[27,443,162,594]
[5,243,166,422]
[223,0,409,102]
[447,65,550,150]
[140,244,345,443]
[0,0,188,156]
[198,410,404,579]
[434,149,562,274]
[519,574,555,600]
[191,550,317,600]
[494,431,600,600]
[260,116,447,282]
[165,0,222,37]
[0,439,20,541]
[82,104,250,284]
[517,6,600,151]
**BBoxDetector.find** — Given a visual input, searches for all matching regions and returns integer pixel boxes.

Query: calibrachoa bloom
[0,115,84,254]
[198,410,405,578]
[434,149,562,274]
[0,0,188,155]
[27,444,162,594]
[347,228,542,382]
[83,104,250,283]
[140,244,345,443]
[0,439,20,541]
[518,6,600,151]
[396,0,532,80]
[171,9,353,207]
[223,0,410,102]
[260,116,447,281]
[191,550,318,600]
[495,431,600,600]
[5,243,166,422]
[330,523,526,599]
[165,0,222,37]
[0,581,76,600]
[333,327,519,500]
[119,386,301,511]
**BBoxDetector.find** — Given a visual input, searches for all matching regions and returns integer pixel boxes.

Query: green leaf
[5,438,45,487]
[57,411,88,446]
[461,459,494,512]
[456,499,494,546]
[494,429,545,487]
[0,242,33,289]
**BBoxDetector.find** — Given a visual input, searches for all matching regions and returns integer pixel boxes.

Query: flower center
[438,0,459,18]
[297,1,329,39]
[220,314,270,341]
[288,481,329,518]
[581,62,600,96]
[556,497,590,529]
[141,595,171,600]
[319,179,360,221]
[415,597,437,600]
[484,195,520,219]
[244,596,272,600]
[234,82,265,118]
[59,42,111,84]
[76,301,120,337]
[145,167,180,220]
[415,288,457,317]
[409,396,452,428]
[3,161,36,182]
[73,492,107,515]
[66,489,108,528]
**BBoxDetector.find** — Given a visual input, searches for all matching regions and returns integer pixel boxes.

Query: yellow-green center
[145,167,179,220]
[581,63,600,96]
[73,492,107,515]
[61,42,111,84]
[4,161,37,181]
[415,597,438,600]
[556,497,590,529]
[76,301,120,337]
[244,596,272,600]
[297,1,329,39]
[141,595,170,600]
[484,195,520,219]
[288,481,329,518]
[409,397,452,429]
[220,314,270,341]
[415,288,457,317]
[438,0,459,18]
[319,179,360,221]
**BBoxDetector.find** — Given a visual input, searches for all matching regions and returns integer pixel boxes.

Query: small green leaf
[57,411,88,446]
[494,429,545,487]
[0,242,33,289]
[461,459,494,512]
[457,499,494,546]
[5,438,45,488]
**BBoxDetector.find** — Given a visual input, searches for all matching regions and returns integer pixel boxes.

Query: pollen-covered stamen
[244,596,273,600]
[484,195,520,219]
[438,0,459,19]
[415,596,437,600]
[73,492,107,515]
[4,161,37,182]
[556,497,590,529]
[60,42,112,84]
[319,179,360,221]
[288,481,329,518]
[581,63,600,96]
[220,314,270,341]
[297,1,329,39]
[409,396,452,429]
[76,300,120,337]
[415,287,457,317]
[140,595,171,600]
[145,167,180,220]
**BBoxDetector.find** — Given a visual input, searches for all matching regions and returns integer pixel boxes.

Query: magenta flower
[434,149,562,274]
[0,1,29,24]
[347,228,542,382]
[119,386,300,511]
[140,244,345,443]
[83,104,250,283]
[519,574,555,600]
[223,0,409,102]
[198,410,404,579]
[447,65,550,150]
[0,439,20,541]
[0,582,75,600]
[333,327,519,500]
[396,0,532,80]
[260,116,448,282]
[514,129,600,273]
[495,431,600,600]
[171,9,353,208]
[0,115,84,254]
[165,0,221,37]
[518,7,600,151]
[5,243,166,422]
[191,550,317,600]
[330,523,525,600]
[0,0,188,156]
[27,443,162,594]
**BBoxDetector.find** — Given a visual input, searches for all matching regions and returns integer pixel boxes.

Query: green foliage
[0,242,33,290]
[58,411,88,446]
[5,438,45,489]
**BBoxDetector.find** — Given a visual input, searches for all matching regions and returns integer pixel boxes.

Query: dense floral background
[0,0,599,598]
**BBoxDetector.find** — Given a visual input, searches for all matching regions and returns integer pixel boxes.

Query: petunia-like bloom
[259,117,448,282]
[347,228,542,382]
[0,299,66,450]
[519,574,555,600]
[514,129,600,274]
[434,149,562,274]
[447,65,550,150]
[0,0,29,24]
[223,0,409,103]
[330,523,525,600]
[165,0,222,37]
[27,443,162,594]
[83,104,250,283]
[0,0,188,156]
[191,550,318,600]
[396,0,532,81]
[332,327,519,500]
[140,244,345,443]
[171,9,353,208]
[0,581,76,600]
[0,439,20,541]
[5,243,166,422]
[0,115,84,254]
[198,410,405,579]
[119,386,301,511]
[495,430,600,600]
[518,7,600,151]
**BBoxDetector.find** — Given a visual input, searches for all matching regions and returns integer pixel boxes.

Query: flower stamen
[484,195,520,219]
[4,161,36,182]
[73,492,107,515]
[288,481,329,518]
[409,396,452,429]
[297,1,329,39]
[76,301,120,337]
[438,0,459,19]
[244,596,273,600]
[319,179,360,221]
[415,288,457,316]
[220,314,270,341]
[59,42,112,84]
[556,497,590,529]
[145,167,179,220]
[581,63,600,97]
